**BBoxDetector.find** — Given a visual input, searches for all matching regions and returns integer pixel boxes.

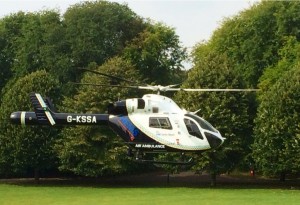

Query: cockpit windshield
[185,114,218,133]
[184,118,203,139]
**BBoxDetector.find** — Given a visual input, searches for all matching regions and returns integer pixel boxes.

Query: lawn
[0,182,300,205]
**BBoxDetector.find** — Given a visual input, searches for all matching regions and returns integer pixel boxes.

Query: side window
[149,118,160,127]
[184,118,203,139]
[158,118,172,129]
[149,117,172,130]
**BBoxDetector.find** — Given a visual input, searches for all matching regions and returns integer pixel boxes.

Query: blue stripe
[119,116,139,137]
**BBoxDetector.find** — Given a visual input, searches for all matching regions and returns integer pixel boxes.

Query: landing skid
[135,158,194,165]
[130,148,194,165]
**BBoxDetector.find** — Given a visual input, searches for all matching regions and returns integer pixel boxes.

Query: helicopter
[10,69,258,164]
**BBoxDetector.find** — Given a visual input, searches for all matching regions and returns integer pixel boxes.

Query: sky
[0,0,259,68]
[120,0,259,49]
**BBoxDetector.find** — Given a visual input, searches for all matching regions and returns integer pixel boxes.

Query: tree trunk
[279,172,286,182]
[167,173,170,184]
[210,173,217,187]
[34,168,40,183]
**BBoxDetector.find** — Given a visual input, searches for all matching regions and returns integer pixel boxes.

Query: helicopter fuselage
[10,93,225,153]
[108,94,224,153]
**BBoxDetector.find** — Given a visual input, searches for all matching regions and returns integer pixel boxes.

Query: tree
[0,20,11,92]
[56,58,142,177]
[176,50,253,185]
[211,1,300,87]
[64,0,145,68]
[275,1,300,41]
[258,36,300,91]
[0,1,188,178]
[37,11,71,83]
[253,62,300,181]
[0,70,58,179]
[0,10,73,95]
[0,1,147,98]
[122,23,187,85]
[10,12,46,77]
[0,12,30,98]
[185,1,300,181]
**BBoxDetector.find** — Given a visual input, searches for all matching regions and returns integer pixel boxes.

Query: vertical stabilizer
[30,93,56,125]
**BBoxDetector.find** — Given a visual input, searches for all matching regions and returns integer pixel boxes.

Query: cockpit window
[185,114,218,133]
[149,117,172,130]
[184,118,203,139]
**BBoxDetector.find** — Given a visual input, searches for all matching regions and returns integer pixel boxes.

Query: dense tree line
[0,1,299,182]
[179,1,300,182]
[0,0,186,178]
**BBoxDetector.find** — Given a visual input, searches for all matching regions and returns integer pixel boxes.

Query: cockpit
[184,113,224,149]
[184,113,218,133]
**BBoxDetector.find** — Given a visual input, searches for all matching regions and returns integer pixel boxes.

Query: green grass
[0,183,300,205]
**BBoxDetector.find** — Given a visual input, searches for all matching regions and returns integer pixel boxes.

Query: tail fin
[30,93,56,125]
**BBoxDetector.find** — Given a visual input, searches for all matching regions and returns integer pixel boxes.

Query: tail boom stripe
[21,111,26,126]
[35,94,47,108]
[45,111,56,125]
[35,93,56,125]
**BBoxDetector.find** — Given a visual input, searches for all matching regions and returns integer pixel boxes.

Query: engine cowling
[107,100,127,115]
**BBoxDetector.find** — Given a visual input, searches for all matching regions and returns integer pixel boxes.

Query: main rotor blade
[167,88,260,92]
[73,82,140,89]
[74,83,175,93]
[79,68,136,84]
[73,80,259,93]
[167,83,182,88]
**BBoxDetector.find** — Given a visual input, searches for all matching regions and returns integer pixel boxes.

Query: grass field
[1,180,300,205]
[1,172,300,205]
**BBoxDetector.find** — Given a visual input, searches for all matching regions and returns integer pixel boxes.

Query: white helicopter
[10,69,258,164]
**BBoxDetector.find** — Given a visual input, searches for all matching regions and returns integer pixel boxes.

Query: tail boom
[10,93,109,126]
[10,111,109,126]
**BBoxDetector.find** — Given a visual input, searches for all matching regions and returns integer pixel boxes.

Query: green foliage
[0,70,58,176]
[8,11,66,77]
[176,51,253,175]
[211,1,300,87]
[0,1,146,96]
[259,36,300,91]
[0,11,73,98]
[0,22,11,91]
[12,13,44,76]
[123,23,187,85]
[275,1,300,40]
[56,58,141,177]
[252,13,300,177]
[190,1,300,178]
[37,11,72,83]
[64,0,145,67]
[0,12,29,93]
[0,1,188,177]
[253,66,300,177]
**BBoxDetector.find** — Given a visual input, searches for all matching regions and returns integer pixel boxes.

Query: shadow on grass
[1,171,299,190]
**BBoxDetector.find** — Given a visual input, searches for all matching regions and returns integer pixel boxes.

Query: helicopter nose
[205,132,224,149]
